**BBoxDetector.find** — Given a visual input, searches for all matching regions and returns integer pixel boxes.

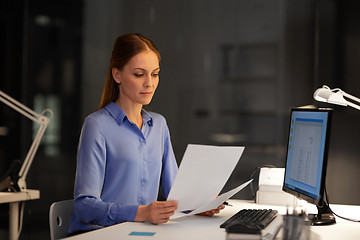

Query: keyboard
[220,209,278,234]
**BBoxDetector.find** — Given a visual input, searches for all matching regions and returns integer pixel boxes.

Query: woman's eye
[134,73,143,77]
[152,73,159,77]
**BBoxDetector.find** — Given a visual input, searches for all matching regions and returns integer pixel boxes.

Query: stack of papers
[166,144,252,218]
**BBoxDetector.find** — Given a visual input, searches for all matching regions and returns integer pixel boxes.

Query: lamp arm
[17,113,51,190]
[341,91,360,111]
[0,90,53,191]
[342,91,360,104]
[345,101,360,111]
[0,91,43,123]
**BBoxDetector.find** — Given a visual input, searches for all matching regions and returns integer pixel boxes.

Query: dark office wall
[0,1,27,237]
[0,0,82,239]
[0,0,25,181]
[324,0,360,204]
[81,0,360,205]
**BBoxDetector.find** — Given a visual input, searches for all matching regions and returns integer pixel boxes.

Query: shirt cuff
[111,204,139,223]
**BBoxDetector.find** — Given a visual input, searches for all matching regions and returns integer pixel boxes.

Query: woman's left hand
[197,204,225,217]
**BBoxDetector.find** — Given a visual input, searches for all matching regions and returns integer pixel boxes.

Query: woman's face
[113,50,160,107]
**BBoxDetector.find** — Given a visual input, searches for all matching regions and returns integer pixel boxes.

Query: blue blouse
[68,102,178,234]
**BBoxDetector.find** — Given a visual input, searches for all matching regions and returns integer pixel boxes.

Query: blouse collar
[104,102,153,126]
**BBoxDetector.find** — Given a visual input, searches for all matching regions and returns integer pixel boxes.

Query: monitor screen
[283,108,332,205]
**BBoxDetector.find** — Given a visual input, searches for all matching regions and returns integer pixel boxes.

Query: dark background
[1,0,360,239]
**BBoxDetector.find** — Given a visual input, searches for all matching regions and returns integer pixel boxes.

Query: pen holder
[282,212,310,240]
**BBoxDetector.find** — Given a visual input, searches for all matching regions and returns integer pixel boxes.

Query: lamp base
[0,159,21,192]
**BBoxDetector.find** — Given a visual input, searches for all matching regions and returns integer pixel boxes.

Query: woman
[69,34,221,235]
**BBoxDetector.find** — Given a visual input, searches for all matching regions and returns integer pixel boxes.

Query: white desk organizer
[256,167,298,206]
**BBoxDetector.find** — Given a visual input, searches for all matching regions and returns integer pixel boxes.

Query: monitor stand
[309,202,336,225]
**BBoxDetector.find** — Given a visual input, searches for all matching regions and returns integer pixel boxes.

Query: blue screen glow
[284,111,328,200]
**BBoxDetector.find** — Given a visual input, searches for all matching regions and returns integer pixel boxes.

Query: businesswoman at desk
[69,34,222,236]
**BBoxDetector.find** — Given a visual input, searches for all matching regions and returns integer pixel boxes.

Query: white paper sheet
[190,179,253,215]
[171,179,253,219]
[166,144,246,214]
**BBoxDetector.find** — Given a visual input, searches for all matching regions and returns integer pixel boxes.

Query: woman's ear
[112,68,121,84]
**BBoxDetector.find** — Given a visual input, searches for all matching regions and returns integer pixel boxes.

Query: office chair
[49,199,74,240]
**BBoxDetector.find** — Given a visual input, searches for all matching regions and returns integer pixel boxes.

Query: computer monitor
[282,108,336,225]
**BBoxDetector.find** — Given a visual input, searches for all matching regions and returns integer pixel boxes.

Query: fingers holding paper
[197,204,225,217]
[135,200,178,224]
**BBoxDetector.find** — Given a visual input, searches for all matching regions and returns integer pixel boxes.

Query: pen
[223,201,233,207]
[182,210,192,214]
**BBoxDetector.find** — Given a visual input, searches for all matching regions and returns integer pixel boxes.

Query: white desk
[63,199,360,240]
[0,189,40,240]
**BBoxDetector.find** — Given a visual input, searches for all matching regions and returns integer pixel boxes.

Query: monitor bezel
[282,107,333,205]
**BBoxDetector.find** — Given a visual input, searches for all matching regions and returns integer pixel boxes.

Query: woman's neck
[115,99,143,129]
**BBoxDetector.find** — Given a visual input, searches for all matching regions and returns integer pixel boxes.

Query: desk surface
[0,189,40,204]
[64,199,360,240]
[0,189,40,240]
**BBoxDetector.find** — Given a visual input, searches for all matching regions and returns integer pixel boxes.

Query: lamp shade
[313,86,348,106]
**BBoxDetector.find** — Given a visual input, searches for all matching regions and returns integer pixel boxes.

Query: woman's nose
[144,75,153,87]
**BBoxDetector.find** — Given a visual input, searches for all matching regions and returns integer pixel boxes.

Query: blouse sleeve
[72,116,138,228]
[160,120,178,198]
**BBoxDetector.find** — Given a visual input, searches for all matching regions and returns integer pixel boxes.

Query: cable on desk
[18,201,25,239]
[16,191,32,239]
[325,187,360,223]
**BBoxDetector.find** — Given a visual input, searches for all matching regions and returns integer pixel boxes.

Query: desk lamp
[0,90,53,191]
[313,85,360,110]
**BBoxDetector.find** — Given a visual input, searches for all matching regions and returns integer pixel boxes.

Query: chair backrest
[49,199,74,240]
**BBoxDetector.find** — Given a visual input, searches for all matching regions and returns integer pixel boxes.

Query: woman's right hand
[135,200,178,224]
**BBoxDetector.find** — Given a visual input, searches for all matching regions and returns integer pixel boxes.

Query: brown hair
[99,33,161,109]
